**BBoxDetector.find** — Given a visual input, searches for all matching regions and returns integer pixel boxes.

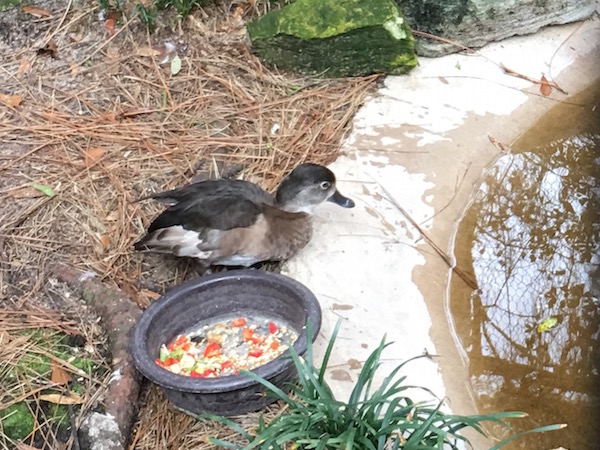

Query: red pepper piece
[204,342,221,358]
[251,334,266,345]
[232,317,247,327]
[270,340,280,350]
[155,358,164,366]
[242,327,254,341]
[168,335,188,351]
[221,360,234,370]
[249,348,263,358]
[268,322,278,334]
[202,369,216,378]
[190,370,203,378]
[163,357,178,366]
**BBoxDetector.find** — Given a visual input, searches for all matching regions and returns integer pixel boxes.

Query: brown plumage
[133,163,354,266]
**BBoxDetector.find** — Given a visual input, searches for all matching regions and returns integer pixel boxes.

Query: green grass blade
[199,413,252,441]
[208,437,243,449]
[489,423,567,450]
[318,319,342,382]
[347,337,388,412]
[344,426,357,449]
[376,397,401,447]
[239,369,301,408]
[403,401,444,448]
[305,318,314,366]
[315,436,330,450]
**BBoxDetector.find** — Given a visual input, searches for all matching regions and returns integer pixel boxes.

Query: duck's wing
[135,179,269,206]
[133,180,274,259]
[148,180,273,231]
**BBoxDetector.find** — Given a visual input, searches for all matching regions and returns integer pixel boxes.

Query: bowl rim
[129,269,322,393]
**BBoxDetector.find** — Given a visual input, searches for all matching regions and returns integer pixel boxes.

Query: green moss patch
[1,329,103,442]
[247,0,417,77]
[0,0,24,11]
[0,403,35,441]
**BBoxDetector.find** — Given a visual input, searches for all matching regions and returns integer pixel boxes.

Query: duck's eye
[320,181,331,190]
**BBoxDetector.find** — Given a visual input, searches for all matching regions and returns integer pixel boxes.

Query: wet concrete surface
[283,14,600,450]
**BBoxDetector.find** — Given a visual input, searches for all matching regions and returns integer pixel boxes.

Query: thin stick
[370,176,478,290]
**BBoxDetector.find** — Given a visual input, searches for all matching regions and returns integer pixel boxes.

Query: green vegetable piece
[170,347,184,360]
[537,316,559,333]
[32,183,54,197]
[159,346,170,362]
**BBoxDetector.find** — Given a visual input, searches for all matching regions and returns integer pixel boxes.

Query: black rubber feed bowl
[130,270,322,416]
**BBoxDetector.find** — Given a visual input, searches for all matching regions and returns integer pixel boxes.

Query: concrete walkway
[281,11,600,438]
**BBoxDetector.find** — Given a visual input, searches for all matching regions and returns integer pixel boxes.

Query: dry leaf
[70,63,80,76]
[16,443,42,450]
[540,74,552,96]
[51,360,72,385]
[18,58,31,76]
[137,46,159,57]
[438,76,449,84]
[106,10,120,20]
[39,392,83,405]
[488,135,512,154]
[106,18,116,37]
[0,330,10,346]
[8,186,44,199]
[106,46,119,60]
[0,93,23,108]
[100,234,110,249]
[141,288,161,300]
[84,147,105,165]
[22,5,52,17]
[233,5,244,21]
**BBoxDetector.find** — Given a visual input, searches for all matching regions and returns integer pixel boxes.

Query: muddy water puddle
[449,80,600,449]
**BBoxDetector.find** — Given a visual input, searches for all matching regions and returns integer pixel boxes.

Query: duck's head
[275,163,355,214]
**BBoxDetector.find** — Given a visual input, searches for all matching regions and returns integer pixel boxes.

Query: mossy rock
[1,403,35,441]
[247,0,417,77]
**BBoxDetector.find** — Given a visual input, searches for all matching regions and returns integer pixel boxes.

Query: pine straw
[0,2,377,307]
[0,2,377,448]
[0,305,110,449]
[130,384,295,450]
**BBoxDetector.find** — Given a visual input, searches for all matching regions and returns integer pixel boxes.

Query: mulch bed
[0,0,378,448]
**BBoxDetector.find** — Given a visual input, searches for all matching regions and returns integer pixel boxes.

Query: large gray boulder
[398,0,596,56]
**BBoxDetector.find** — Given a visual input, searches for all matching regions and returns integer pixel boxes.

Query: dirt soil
[0,0,376,448]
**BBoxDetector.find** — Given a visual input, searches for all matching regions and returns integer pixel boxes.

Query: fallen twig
[370,177,478,291]
[500,64,567,95]
[412,29,568,95]
[52,263,142,450]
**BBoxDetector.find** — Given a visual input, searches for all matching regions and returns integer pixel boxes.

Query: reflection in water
[450,82,600,450]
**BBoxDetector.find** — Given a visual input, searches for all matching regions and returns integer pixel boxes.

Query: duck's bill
[328,190,355,208]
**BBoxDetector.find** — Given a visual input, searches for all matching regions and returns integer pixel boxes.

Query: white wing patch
[142,226,213,259]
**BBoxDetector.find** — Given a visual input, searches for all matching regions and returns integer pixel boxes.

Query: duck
[133,163,355,267]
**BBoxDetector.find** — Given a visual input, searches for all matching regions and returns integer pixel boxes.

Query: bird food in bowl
[130,269,321,416]
[155,316,299,378]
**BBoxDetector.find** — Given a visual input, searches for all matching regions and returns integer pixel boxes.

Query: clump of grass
[135,3,158,32]
[155,0,208,18]
[98,0,207,33]
[204,320,565,449]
